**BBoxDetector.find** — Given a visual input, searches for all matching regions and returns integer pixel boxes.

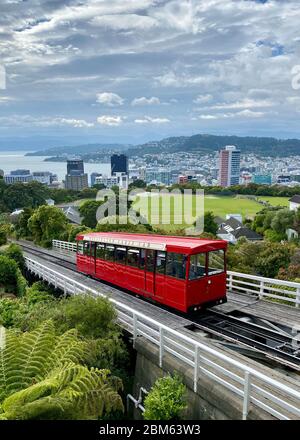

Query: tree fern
[0,321,124,419]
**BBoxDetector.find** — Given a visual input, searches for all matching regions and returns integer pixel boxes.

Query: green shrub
[143,374,187,420]
[25,282,54,306]
[15,295,117,336]
[0,227,7,246]
[0,299,28,328]
[3,244,25,271]
[0,255,19,291]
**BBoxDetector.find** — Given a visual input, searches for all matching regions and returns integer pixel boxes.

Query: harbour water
[0,151,110,183]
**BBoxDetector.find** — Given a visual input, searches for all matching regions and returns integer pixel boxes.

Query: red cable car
[76,232,227,313]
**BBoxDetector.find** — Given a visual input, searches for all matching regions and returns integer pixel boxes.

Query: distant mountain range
[127,134,300,157]
[18,134,300,158]
[26,143,130,156]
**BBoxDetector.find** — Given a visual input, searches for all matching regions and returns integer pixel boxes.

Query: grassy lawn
[133,193,290,232]
[256,196,289,207]
[69,193,290,232]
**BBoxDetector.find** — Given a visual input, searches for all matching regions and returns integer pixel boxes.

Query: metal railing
[25,255,300,420]
[52,239,77,253]
[227,271,300,308]
[52,239,300,308]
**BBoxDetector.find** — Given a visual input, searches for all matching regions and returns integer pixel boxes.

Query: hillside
[127,134,300,157]
[26,143,131,156]
[24,134,300,158]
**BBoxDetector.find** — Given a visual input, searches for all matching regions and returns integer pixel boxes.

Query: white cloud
[96,92,124,106]
[131,96,161,106]
[57,118,94,128]
[193,94,213,104]
[0,115,94,128]
[210,99,274,111]
[97,115,123,126]
[155,71,209,88]
[197,110,266,120]
[198,114,217,120]
[134,116,170,124]
[235,109,266,119]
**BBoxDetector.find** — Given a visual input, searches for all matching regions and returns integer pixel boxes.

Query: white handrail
[227,271,300,307]
[52,239,300,308]
[25,255,300,420]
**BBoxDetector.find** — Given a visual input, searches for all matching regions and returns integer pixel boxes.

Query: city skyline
[1,0,300,148]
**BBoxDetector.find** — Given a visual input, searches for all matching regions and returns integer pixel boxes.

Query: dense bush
[28,205,69,247]
[0,299,28,328]
[0,227,7,246]
[13,294,129,374]
[2,244,25,271]
[143,375,187,420]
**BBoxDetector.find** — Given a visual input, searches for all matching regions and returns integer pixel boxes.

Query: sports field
[133,193,290,231]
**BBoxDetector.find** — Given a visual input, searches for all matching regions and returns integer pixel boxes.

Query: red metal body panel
[76,232,227,313]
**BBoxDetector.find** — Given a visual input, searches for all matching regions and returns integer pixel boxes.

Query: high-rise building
[95,173,128,189]
[65,159,88,191]
[218,145,241,187]
[32,171,57,186]
[67,159,84,175]
[65,173,88,191]
[145,169,171,185]
[111,154,128,175]
[91,172,102,187]
[4,170,33,184]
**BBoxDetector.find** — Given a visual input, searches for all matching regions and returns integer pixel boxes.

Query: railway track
[190,311,300,370]
[18,241,300,370]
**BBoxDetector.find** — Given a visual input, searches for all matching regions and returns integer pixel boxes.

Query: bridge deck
[18,239,299,331]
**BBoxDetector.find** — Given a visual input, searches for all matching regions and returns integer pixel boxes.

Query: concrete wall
[132,338,274,420]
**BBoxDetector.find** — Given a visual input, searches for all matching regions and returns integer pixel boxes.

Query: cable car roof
[77,232,227,253]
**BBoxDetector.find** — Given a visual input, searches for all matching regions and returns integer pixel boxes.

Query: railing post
[194,345,200,392]
[242,371,251,420]
[228,273,233,292]
[159,327,164,367]
[259,280,264,300]
[133,314,138,348]
[296,288,300,308]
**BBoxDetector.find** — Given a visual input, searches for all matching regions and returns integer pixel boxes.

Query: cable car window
[96,243,105,259]
[115,247,127,265]
[140,249,146,269]
[105,245,115,262]
[146,250,156,273]
[83,241,90,256]
[156,251,166,275]
[189,253,206,280]
[127,248,140,268]
[77,241,84,255]
[166,253,187,280]
[208,250,225,275]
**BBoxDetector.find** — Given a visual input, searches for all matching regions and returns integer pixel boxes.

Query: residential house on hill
[215,216,263,244]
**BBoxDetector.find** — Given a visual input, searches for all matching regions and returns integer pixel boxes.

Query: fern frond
[0,321,124,419]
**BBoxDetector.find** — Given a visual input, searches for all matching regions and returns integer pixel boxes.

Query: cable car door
[144,249,155,296]
[90,242,96,275]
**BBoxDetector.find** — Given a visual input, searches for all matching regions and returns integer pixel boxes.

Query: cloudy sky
[0,0,300,147]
